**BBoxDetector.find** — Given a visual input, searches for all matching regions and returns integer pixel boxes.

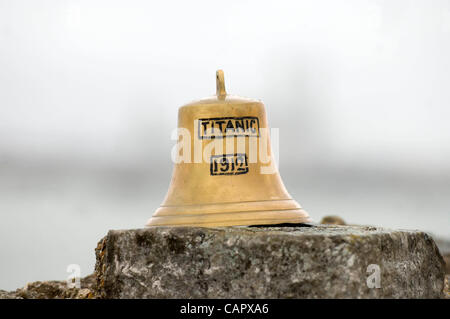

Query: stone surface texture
[0,290,22,299]
[94,224,445,299]
[0,274,95,299]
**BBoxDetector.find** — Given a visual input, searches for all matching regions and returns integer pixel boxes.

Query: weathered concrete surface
[95,224,445,298]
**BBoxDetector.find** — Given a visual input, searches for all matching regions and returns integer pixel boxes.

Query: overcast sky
[0,0,449,173]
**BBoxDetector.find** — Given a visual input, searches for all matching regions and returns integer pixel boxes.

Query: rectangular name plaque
[210,153,249,176]
[198,116,260,139]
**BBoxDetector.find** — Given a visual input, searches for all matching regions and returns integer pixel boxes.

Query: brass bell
[146,70,311,227]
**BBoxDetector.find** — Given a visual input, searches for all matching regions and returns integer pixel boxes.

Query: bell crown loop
[216,69,227,98]
[181,70,263,107]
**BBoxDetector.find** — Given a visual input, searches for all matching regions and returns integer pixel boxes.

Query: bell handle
[216,69,227,98]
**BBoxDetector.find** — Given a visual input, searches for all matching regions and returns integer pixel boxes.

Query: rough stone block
[95,224,445,298]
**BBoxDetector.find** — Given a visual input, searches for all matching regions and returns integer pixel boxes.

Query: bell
[146,70,311,227]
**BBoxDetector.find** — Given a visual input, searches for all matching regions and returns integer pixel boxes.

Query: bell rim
[146,207,311,227]
[153,198,303,216]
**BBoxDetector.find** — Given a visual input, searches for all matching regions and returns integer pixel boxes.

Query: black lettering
[226,120,235,132]
[250,119,256,133]
[215,120,226,133]
[210,153,249,176]
[235,119,244,132]
[201,121,209,133]
[198,117,259,139]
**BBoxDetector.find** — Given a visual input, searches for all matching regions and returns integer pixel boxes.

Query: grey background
[0,0,449,290]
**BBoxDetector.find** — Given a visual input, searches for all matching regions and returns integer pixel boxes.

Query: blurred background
[1,0,449,290]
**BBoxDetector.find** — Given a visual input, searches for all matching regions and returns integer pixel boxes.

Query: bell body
[147,71,310,227]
